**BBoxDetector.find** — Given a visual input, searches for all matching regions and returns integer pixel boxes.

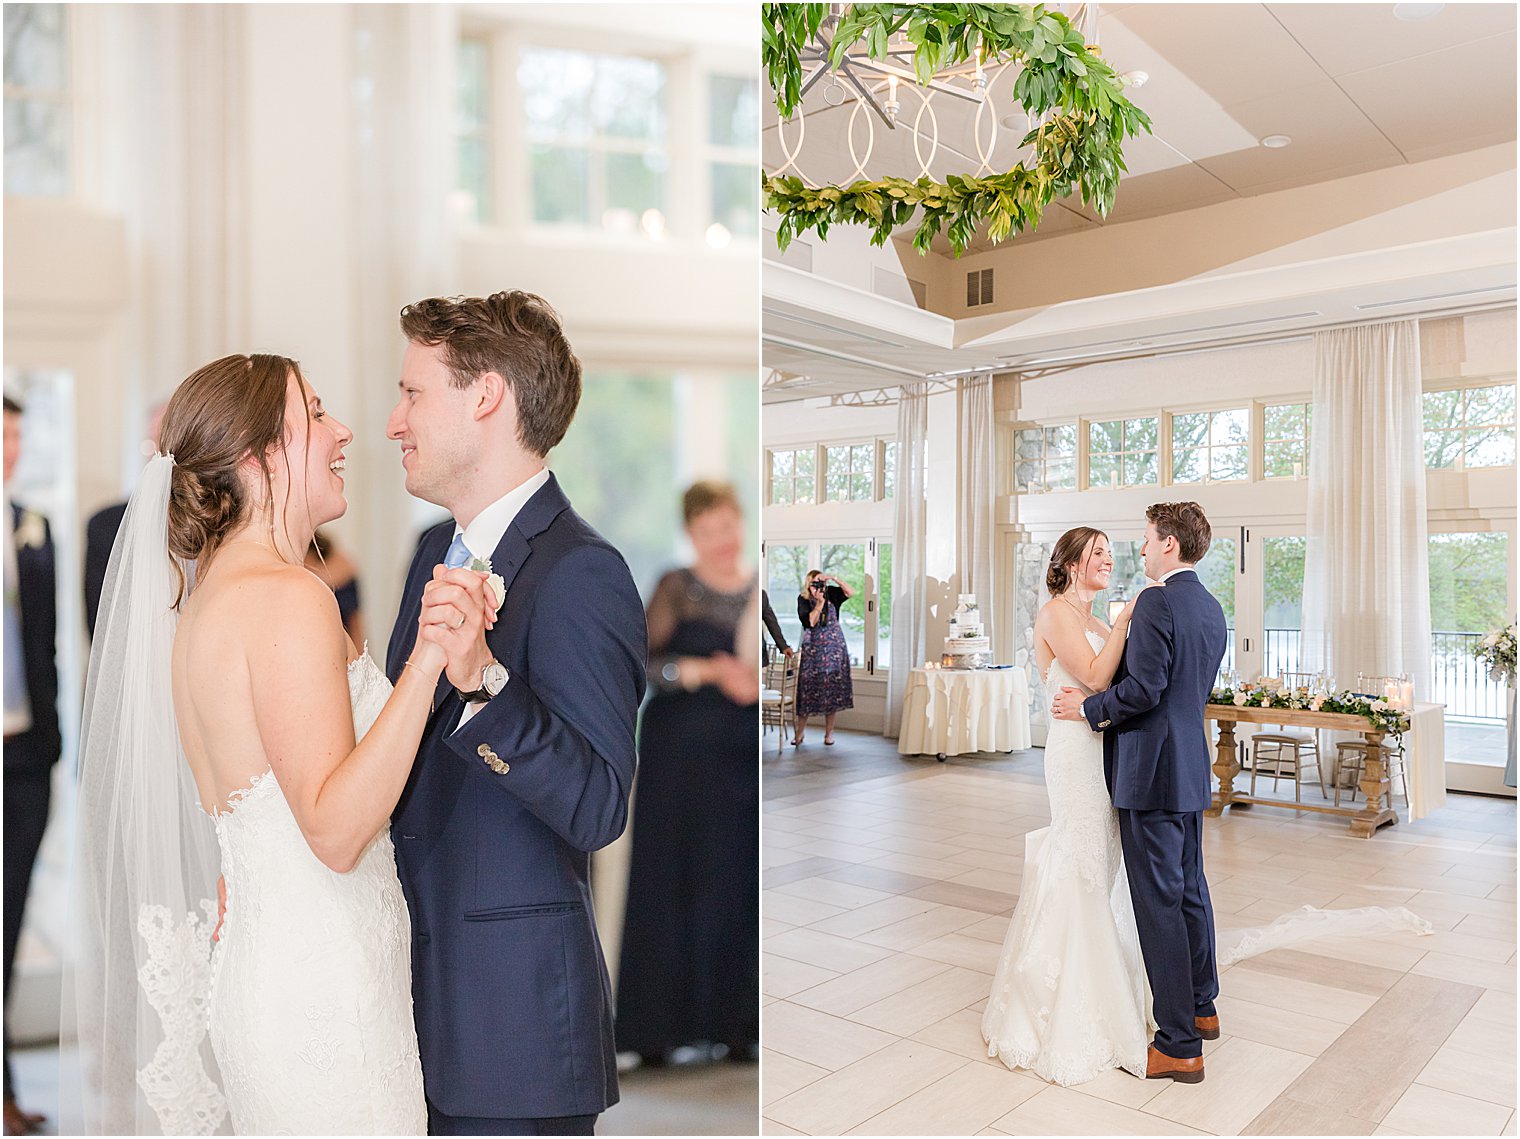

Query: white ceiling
[761,3,1517,254]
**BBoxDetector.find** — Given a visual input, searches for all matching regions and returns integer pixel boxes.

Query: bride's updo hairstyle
[158,353,309,606]
[1046,526,1107,597]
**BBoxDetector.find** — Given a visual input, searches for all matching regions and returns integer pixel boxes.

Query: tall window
[1428,532,1511,723]
[1263,402,1311,479]
[4,4,69,197]
[1013,424,1077,493]
[1172,407,1248,484]
[1263,536,1306,677]
[763,537,890,672]
[519,47,667,234]
[706,74,757,241]
[1424,383,1516,470]
[455,37,492,224]
[765,543,809,649]
[824,442,874,502]
[767,448,815,506]
[1087,416,1158,489]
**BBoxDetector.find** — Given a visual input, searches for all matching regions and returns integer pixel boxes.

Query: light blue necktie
[444,533,472,570]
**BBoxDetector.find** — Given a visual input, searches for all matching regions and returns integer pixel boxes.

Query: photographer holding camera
[793,569,854,746]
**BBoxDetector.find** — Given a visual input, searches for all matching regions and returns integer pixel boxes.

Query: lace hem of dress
[136,901,229,1135]
[984,1032,1146,1087]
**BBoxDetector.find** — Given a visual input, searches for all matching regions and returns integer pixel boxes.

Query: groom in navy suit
[384,292,646,1135]
[1053,501,1227,1084]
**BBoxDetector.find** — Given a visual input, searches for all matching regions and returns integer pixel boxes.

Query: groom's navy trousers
[1083,570,1227,1061]
[388,473,646,1133]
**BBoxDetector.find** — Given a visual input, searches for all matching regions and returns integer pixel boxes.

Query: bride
[982,527,1153,1085]
[73,354,493,1134]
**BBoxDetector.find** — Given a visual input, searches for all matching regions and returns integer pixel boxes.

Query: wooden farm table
[1205,704,1405,838]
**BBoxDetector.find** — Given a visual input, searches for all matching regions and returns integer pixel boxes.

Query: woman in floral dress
[793,569,854,745]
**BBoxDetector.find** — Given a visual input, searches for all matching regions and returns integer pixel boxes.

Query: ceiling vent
[967,267,994,308]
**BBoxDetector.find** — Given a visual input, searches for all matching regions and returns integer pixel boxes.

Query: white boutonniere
[15,509,46,550]
[466,555,506,612]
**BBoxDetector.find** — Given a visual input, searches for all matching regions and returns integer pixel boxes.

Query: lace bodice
[201,650,425,1135]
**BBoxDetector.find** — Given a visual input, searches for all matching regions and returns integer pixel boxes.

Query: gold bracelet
[402,659,430,681]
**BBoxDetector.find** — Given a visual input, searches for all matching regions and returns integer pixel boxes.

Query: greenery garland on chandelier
[762,3,1153,256]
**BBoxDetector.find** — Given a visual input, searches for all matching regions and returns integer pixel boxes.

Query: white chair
[761,648,798,755]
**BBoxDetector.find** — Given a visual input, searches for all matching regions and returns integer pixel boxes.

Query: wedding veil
[66,454,229,1135]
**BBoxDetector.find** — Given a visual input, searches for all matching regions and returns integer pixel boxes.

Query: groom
[385,291,647,1135]
[1053,501,1227,1084]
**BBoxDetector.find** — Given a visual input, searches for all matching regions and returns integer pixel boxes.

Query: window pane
[771,450,793,479]
[1172,412,1207,449]
[457,137,491,225]
[1016,428,1043,460]
[795,448,814,477]
[1423,389,1461,432]
[1090,420,1123,453]
[1125,417,1157,451]
[824,446,849,500]
[771,480,793,506]
[1125,450,1158,485]
[3,96,68,197]
[1264,403,1300,439]
[876,542,893,669]
[711,161,758,235]
[851,442,873,472]
[1425,428,1462,469]
[530,145,589,223]
[520,48,594,139]
[1467,426,1515,468]
[1014,459,1041,491]
[708,74,758,148]
[795,475,814,503]
[594,55,666,140]
[457,38,490,131]
[1195,537,1236,681]
[1211,444,1248,481]
[1046,423,1077,456]
[766,544,810,649]
[1173,446,1204,483]
[1046,457,1075,490]
[1466,384,1515,426]
[850,472,872,500]
[4,4,67,91]
[1089,452,1118,488]
[1263,535,1306,678]
[820,543,867,666]
[604,149,664,216]
[1264,440,1302,479]
[882,442,896,498]
[1211,407,1249,447]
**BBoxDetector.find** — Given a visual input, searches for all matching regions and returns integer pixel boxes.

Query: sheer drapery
[1301,321,1434,806]
[959,375,996,646]
[886,383,930,738]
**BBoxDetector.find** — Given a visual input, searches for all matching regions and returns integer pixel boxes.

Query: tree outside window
[825,443,874,502]
[1087,416,1158,489]
[707,74,757,239]
[768,448,815,506]
[1172,408,1248,484]
[4,3,70,198]
[1263,403,1311,479]
[1013,424,1077,493]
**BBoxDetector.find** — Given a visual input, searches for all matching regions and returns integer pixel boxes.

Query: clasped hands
[1051,686,1087,722]
[413,565,499,690]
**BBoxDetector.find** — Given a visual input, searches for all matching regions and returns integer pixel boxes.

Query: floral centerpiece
[1208,683,1410,737]
[1474,622,1517,686]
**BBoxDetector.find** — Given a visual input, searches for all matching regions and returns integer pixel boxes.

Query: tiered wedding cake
[941,594,990,669]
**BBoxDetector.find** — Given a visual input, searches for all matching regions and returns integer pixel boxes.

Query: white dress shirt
[451,468,550,729]
[1158,565,1195,585]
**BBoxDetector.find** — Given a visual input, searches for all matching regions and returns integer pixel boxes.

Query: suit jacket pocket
[463,901,578,922]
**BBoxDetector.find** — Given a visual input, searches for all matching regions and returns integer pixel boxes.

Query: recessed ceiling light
[1393,2,1444,20]
[1000,113,1024,130]
[1121,70,1149,88]
[1260,134,1292,149]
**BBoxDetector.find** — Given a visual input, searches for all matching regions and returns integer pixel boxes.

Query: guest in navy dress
[615,481,759,1066]
[794,569,854,745]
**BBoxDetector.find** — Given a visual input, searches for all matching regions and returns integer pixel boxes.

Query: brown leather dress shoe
[1146,1044,1204,1083]
[1195,1014,1220,1040]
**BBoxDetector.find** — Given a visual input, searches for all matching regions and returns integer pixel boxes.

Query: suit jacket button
[477,743,492,757]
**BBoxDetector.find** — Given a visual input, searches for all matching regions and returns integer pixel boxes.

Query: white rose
[15,510,45,550]
[1232,692,1248,707]
[485,572,506,612]
[1309,695,1325,711]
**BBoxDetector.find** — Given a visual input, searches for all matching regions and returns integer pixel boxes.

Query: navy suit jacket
[6,501,59,773]
[386,473,646,1120]
[1082,570,1227,813]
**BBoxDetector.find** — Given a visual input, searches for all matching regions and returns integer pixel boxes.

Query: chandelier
[762,4,1151,256]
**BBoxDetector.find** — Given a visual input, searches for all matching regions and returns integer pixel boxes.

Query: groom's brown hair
[1146,501,1212,564]
[399,290,581,457]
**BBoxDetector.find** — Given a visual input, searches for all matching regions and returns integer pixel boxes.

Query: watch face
[483,662,509,695]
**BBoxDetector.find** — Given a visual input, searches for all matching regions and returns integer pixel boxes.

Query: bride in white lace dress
[982,528,1154,1085]
[74,355,495,1134]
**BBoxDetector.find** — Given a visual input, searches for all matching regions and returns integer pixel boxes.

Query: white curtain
[958,375,995,629]
[1301,319,1432,698]
[886,382,930,738]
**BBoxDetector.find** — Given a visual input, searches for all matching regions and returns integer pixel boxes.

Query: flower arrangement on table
[1208,680,1410,738]
[1474,622,1517,687]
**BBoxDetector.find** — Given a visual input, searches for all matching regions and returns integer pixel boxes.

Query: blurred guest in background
[760,588,793,667]
[83,401,166,639]
[3,396,58,1136]
[793,569,854,746]
[304,529,364,647]
[616,481,758,1068]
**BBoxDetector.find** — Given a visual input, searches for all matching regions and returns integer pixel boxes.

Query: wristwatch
[457,659,509,703]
